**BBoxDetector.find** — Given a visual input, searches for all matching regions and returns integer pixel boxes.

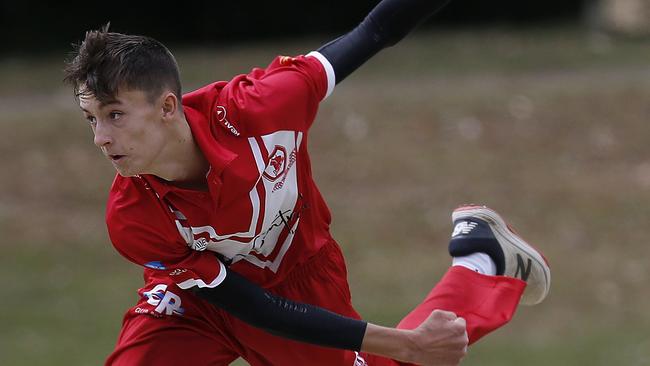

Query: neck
[151,112,209,188]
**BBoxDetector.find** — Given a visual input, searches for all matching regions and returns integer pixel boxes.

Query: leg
[227,239,512,366]
[396,266,525,344]
[105,314,240,366]
[227,220,534,366]
[363,266,525,365]
[397,205,550,344]
[105,283,241,366]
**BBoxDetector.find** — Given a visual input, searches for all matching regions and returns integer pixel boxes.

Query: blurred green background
[2,26,650,365]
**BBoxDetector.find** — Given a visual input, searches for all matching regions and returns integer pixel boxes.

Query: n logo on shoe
[515,254,532,281]
[452,221,478,237]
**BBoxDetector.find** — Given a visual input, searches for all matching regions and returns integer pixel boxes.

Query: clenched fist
[405,310,469,365]
[361,309,468,365]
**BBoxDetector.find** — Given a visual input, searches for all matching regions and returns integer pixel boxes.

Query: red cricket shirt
[106,52,338,290]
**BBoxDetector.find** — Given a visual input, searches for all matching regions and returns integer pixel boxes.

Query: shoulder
[180,54,332,139]
[182,80,228,114]
[181,54,330,111]
[221,54,332,135]
[226,54,330,98]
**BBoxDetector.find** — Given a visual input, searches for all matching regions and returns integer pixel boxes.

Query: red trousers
[105,240,525,365]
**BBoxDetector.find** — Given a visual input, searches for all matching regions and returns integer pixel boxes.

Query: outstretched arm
[193,267,467,365]
[318,0,452,83]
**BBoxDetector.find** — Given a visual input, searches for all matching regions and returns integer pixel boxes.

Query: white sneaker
[449,205,551,305]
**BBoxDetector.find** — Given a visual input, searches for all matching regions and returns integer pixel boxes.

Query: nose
[93,121,113,148]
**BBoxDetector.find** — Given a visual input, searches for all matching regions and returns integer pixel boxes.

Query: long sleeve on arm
[192,268,368,351]
[318,0,452,83]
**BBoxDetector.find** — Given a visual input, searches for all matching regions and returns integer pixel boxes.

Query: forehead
[78,93,117,111]
[78,88,150,112]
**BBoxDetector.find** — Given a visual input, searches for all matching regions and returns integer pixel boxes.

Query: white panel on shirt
[172,130,304,273]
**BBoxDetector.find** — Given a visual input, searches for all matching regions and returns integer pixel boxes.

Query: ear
[161,92,179,120]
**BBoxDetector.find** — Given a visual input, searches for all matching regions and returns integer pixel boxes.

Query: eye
[109,112,122,120]
[85,115,97,125]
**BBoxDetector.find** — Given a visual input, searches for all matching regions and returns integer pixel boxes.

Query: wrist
[361,324,417,362]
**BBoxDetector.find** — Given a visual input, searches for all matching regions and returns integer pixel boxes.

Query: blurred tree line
[3,0,649,55]
[1,0,588,55]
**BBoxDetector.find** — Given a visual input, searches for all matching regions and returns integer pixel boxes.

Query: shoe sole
[452,205,551,305]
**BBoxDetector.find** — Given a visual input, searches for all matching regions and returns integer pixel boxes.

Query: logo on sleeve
[263,146,287,182]
[144,261,167,270]
[279,56,296,65]
[169,268,188,276]
[141,284,184,316]
[215,105,241,136]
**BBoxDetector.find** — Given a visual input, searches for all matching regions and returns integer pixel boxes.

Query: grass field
[2,26,650,365]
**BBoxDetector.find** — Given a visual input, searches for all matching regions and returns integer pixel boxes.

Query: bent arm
[318,0,452,83]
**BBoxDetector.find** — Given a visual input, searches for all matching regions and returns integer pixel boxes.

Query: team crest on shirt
[263,146,287,182]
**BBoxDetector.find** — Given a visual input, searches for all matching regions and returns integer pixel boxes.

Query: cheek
[128,124,152,148]
[134,123,165,156]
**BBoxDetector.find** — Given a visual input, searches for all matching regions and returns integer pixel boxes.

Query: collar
[183,105,238,177]
[137,106,238,201]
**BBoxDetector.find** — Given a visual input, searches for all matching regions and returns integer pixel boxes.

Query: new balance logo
[452,221,478,237]
[515,253,532,281]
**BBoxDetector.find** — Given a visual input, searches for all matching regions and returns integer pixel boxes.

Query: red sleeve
[215,53,334,135]
[106,176,226,289]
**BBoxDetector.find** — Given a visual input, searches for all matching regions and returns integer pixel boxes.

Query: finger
[450,317,467,337]
[431,309,458,320]
[460,331,469,353]
[453,316,466,328]
[452,319,468,332]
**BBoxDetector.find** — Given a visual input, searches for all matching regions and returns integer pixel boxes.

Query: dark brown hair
[64,24,182,104]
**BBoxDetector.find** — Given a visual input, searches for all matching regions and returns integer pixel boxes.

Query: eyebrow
[79,100,123,113]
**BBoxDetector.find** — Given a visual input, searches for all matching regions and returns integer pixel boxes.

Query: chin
[115,167,140,177]
[112,158,144,177]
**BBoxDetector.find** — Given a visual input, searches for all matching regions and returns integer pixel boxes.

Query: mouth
[108,154,125,162]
